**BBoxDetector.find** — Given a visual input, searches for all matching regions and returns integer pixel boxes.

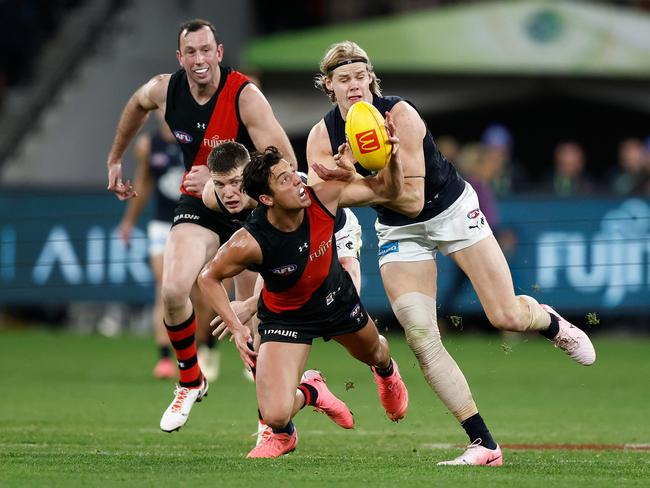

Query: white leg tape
[519,294,551,331]
[392,292,478,421]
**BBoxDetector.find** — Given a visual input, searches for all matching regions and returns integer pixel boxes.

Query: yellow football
[345,101,392,171]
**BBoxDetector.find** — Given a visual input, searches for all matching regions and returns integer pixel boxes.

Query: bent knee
[161,281,191,311]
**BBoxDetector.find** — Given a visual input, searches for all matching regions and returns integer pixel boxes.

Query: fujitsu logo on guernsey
[202,135,235,148]
[309,240,332,261]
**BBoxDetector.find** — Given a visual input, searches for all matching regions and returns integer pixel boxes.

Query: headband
[328,58,367,73]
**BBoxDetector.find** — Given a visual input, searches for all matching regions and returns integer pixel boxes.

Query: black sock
[258,409,263,422]
[160,346,171,359]
[373,358,394,378]
[461,413,498,450]
[297,383,319,408]
[272,421,295,435]
[539,313,560,339]
[205,333,215,349]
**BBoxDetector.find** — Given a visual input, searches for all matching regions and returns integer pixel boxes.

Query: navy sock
[461,413,498,450]
[160,345,171,359]
[272,421,295,436]
[539,313,560,339]
[373,358,394,378]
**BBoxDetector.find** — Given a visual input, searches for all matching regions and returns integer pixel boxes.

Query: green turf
[0,329,648,487]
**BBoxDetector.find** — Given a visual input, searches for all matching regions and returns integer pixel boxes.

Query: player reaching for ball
[198,145,408,458]
[307,40,596,467]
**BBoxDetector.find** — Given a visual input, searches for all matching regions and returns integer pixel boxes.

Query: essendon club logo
[355,129,380,154]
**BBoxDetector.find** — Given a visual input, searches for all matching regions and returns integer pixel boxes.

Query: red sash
[262,188,335,312]
[180,71,250,196]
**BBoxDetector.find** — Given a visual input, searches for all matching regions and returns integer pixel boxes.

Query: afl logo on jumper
[467,208,481,219]
[270,264,298,276]
[350,303,361,319]
[174,131,193,144]
[355,129,380,154]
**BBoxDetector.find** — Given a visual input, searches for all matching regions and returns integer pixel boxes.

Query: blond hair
[314,41,382,103]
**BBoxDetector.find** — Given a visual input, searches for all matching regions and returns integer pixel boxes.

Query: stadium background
[1,0,648,332]
[1,1,649,485]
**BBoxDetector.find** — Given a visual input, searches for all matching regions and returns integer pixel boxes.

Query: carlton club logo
[355,129,380,154]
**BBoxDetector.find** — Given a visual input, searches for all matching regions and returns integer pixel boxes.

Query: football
[345,101,392,171]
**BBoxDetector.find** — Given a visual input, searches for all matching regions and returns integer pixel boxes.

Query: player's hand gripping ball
[345,101,392,171]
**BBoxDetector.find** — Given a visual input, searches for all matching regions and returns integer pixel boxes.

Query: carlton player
[198,144,408,459]
[106,19,296,432]
[309,40,596,466]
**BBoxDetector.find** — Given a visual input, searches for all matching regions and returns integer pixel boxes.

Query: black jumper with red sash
[165,66,253,241]
[243,187,369,345]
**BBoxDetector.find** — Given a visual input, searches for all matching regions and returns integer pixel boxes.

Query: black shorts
[258,276,370,345]
[172,194,242,243]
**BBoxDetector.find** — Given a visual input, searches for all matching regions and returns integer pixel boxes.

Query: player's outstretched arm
[106,74,169,200]
[313,120,403,210]
[210,292,260,340]
[306,121,358,185]
[198,228,262,368]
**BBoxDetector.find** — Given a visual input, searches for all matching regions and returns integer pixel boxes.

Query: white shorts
[375,182,492,267]
[335,208,362,259]
[147,219,172,256]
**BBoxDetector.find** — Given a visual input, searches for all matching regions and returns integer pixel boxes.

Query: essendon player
[105,19,296,433]
[197,143,408,459]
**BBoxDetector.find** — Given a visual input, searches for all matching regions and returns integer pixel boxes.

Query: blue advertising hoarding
[1,189,648,316]
[0,189,153,303]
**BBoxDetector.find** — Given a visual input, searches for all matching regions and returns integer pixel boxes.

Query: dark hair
[207,141,250,173]
[177,19,220,49]
[243,146,284,204]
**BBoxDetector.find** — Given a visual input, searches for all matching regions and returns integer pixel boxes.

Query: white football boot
[160,377,209,432]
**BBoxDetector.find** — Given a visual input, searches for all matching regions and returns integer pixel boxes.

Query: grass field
[1,329,648,487]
